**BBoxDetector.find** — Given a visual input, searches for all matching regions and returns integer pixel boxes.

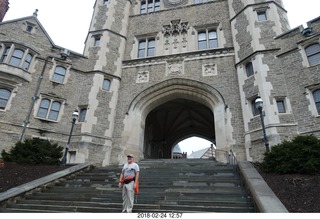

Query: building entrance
[143,98,214,159]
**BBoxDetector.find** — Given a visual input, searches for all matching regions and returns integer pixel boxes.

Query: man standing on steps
[118,154,140,213]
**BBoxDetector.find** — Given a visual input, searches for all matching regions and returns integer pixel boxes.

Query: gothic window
[198,30,217,50]
[37,99,62,121]
[0,88,11,110]
[257,11,267,21]
[305,43,320,66]
[102,79,111,91]
[141,0,160,14]
[79,108,87,122]
[276,100,286,113]
[138,38,155,58]
[313,89,320,114]
[9,49,24,67]
[246,62,254,77]
[52,66,67,83]
[23,53,33,71]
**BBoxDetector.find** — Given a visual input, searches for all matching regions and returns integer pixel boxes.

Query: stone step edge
[0,163,91,203]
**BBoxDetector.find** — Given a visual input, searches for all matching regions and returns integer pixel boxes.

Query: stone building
[0,0,9,22]
[0,0,320,166]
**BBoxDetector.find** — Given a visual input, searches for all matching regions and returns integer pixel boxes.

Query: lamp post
[255,97,270,152]
[61,109,79,166]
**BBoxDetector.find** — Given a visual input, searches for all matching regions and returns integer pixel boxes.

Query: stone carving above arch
[136,71,149,83]
[166,58,184,76]
[202,63,217,76]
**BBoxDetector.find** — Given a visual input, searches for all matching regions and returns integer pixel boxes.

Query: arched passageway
[144,98,214,159]
[120,79,232,163]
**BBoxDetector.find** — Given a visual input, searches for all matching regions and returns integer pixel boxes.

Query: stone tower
[228,0,291,160]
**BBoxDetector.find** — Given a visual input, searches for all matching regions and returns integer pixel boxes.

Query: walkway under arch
[121,78,233,162]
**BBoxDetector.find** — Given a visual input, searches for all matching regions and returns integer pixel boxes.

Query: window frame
[94,35,101,47]
[257,11,267,21]
[0,88,11,110]
[197,29,218,50]
[276,100,286,114]
[23,53,33,71]
[9,49,24,67]
[0,45,35,71]
[0,47,10,63]
[102,78,111,91]
[251,99,260,117]
[313,89,320,115]
[305,43,320,66]
[140,0,160,14]
[52,66,67,84]
[245,62,254,77]
[79,107,88,122]
[36,98,62,121]
[138,38,156,58]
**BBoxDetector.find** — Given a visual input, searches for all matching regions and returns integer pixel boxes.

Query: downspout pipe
[19,56,52,142]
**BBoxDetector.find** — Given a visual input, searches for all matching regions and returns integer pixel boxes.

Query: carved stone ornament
[136,71,149,83]
[163,20,189,37]
[202,64,217,77]
[167,59,184,76]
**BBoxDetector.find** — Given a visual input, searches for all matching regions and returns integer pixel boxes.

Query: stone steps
[0,159,255,213]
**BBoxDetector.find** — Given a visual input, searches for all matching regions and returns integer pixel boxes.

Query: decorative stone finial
[33,9,38,17]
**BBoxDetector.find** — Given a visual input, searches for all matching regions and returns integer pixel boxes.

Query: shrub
[1,138,63,165]
[261,135,320,174]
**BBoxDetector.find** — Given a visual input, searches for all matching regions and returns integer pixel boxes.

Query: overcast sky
[2,0,319,155]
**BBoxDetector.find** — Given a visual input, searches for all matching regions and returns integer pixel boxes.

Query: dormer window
[26,25,33,33]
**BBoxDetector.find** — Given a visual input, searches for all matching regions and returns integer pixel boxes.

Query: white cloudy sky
[2,0,319,155]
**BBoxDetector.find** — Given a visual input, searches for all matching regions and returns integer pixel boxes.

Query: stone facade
[0,0,320,166]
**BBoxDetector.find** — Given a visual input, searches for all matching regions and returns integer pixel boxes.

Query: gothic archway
[121,78,232,162]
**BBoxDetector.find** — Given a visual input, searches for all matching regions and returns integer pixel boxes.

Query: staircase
[0,159,255,213]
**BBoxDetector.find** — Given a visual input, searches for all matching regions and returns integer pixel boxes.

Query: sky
[2,0,320,155]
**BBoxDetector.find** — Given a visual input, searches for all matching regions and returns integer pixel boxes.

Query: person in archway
[118,154,140,213]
